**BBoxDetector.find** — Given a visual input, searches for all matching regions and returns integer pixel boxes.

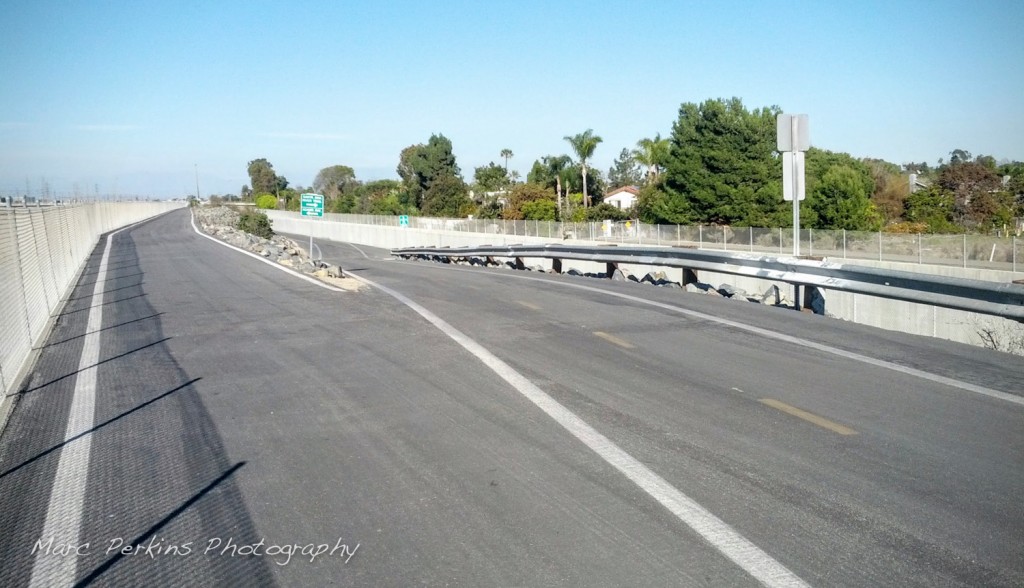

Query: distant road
[1,208,1021,587]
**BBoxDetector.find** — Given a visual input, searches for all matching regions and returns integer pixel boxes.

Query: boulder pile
[194,206,343,279]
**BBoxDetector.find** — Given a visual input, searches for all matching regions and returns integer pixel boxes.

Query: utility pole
[194,164,201,201]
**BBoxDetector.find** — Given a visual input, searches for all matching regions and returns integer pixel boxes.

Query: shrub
[884,222,928,234]
[237,210,274,239]
[255,194,278,209]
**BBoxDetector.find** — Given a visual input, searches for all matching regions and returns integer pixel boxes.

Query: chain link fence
[1,201,183,396]
[314,212,1023,273]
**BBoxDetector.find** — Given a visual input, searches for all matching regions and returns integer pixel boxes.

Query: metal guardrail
[392,243,1024,323]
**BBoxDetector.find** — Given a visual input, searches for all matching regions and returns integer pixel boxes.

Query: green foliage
[421,174,470,217]
[806,164,882,230]
[475,200,502,219]
[313,165,360,201]
[331,192,357,213]
[634,134,671,184]
[255,194,277,209]
[904,186,960,233]
[607,148,643,189]
[237,210,275,239]
[397,134,461,210]
[864,158,910,224]
[473,162,510,192]
[247,158,284,195]
[635,182,691,224]
[564,129,603,206]
[586,202,630,221]
[369,194,406,215]
[521,199,557,221]
[502,183,555,220]
[658,97,784,226]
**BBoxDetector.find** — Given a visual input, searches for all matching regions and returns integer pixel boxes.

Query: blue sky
[2,0,1022,198]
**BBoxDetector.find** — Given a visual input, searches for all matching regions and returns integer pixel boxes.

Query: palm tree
[500,148,513,172]
[564,129,602,207]
[633,134,670,184]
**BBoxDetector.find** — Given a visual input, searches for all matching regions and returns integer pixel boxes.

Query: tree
[607,148,643,189]
[564,129,602,207]
[803,148,880,229]
[502,183,556,220]
[653,98,783,226]
[313,165,360,201]
[255,194,278,209]
[247,158,280,195]
[521,199,557,221]
[904,185,959,233]
[473,162,510,193]
[528,155,574,217]
[807,165,882,230]
[500,148,513,172]
[397,134,461,210]
[421,174,470,217]
[864,158,909,224]
[633,134,671,184]
[949,149,973,165]
[937,157,1003,229]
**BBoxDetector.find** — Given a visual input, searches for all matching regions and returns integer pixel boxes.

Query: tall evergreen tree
[607,148,642,189]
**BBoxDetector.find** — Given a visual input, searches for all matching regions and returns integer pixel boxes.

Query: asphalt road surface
[1,208,1021,587]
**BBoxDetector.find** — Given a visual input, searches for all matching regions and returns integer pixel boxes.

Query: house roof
[605,185,640,198]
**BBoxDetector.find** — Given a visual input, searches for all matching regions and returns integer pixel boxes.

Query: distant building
[604,186,639,209]
[908,173,930,194]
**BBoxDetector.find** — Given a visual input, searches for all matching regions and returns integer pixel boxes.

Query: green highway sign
[301,193,324,217]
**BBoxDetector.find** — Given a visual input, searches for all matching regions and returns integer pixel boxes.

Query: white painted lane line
[405,263,1024,408]
[346,271,809,588]
[29,228,122,587]
[189,211,344,292]
[347,242,371,259]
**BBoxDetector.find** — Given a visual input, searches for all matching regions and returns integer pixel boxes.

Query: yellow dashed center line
[516,300,541,311]
[593,331,635,349]
[759,398,858,436]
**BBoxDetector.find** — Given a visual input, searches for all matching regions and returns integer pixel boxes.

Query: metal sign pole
[791,116,799,257]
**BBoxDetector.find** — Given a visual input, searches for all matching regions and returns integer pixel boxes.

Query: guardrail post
[552,258,562,274]
[515,256,526,270]
[793,284,802,311]
[682,268,698,286]
[606,262,617,278]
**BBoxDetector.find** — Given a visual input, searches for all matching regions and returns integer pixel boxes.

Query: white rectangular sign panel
[777,114,810,152]
[782,151,806,201]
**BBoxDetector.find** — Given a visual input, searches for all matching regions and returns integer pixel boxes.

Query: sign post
[300,193,324,259]
[777,114,809,256]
